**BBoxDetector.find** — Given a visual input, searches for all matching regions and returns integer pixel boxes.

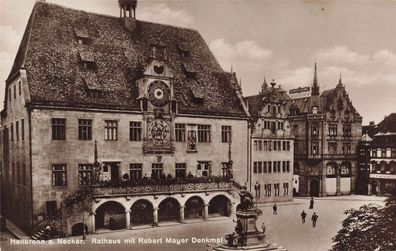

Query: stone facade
[0,1,249,236]
[244,80,294,203]
[286,64,362,197]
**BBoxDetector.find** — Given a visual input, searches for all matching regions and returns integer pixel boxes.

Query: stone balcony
[91,177,237,198]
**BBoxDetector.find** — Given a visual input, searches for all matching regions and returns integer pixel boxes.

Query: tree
[332,188,396,251]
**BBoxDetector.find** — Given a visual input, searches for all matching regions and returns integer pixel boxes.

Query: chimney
[369,121,375,126]
[119,0,137,31]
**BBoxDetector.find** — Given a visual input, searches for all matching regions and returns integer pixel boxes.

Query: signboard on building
[289,86,311,99]
[370,173,396,180]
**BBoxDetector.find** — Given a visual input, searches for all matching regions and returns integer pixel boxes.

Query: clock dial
[148,80,170,107]
[147,119,171,145]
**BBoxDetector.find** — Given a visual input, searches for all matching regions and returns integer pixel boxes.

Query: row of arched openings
[80,195,231,233]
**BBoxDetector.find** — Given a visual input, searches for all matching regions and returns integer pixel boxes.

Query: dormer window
[312,106,318,114]
[83,76,102,98]
[190,86,204,103]
[183,63,197,78]
[74,28,90,45]
[177,41,190,58]
[79,51,96,69]
[151,43,166,59]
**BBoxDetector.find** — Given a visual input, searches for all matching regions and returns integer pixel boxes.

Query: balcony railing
[91,176,236,197]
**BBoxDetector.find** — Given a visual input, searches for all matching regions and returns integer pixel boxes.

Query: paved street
[0,195,386,251]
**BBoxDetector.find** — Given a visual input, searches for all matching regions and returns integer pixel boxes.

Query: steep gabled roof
[6,2,248,118]
[377,113,396,133]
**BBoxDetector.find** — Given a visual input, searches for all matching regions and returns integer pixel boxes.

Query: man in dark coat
[311,212,318,227]
[272,203,277,215]
[301,210,307,223]
[309,197,314,209]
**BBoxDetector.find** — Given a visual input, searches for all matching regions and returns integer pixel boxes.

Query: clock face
[147,119,171,145]
[148,80,170,107]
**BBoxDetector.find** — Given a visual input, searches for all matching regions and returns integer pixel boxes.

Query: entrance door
[110,163,119,182]
[310,178,320,197]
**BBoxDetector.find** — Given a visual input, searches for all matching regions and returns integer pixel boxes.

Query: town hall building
[0,0,250,237]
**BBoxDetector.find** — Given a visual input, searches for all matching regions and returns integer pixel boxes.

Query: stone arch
[326,161,338,176]
[184,196,205,219]
[208,194,231,217]
[92,198,127,213]
[310,178,320,197]
[340,161,352,176]
[158,197,180,222]
[71,223,88,236]
[95,201,126,230]
[130,199,154,226]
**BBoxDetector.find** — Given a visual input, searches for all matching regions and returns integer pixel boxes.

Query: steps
[31,229,45,240]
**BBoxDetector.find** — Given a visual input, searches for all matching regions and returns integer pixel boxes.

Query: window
[277,161,281,172]
[273,161,277,173]
[105,120,118,141]
[130,163,143,180]
[52,164,67,186]
[265,184,271,197]
[329,124,337,136]
[14,85,16,99]
[175,123,186,142]
[282,161,286,172]
[328,142,337,154]
[258,162,262,173]
[278,141,281,151]
[130,121,142,141]
[18,81,21,95]
[286,161,290,172]
[283,183,289,195]
[9,88,11,101]
[197,125,211,142]
[264,141,268,151]
[197,161,211,177]
[254,140,258,151]
[78,164,93,186]
[151,163,163,180]
[253,162,257,173]
[311,124,318,136]
[21,119,24,141]
[46,201,57,217]
[342,143,351,155]
[78,119,92,140]
[274,141,277,151]
[343,124,351,136]
[52,118,66,140]
[268,162,272,173]
[258,140,263,151]
[282,141,286,151]
[175,163,186,178]
[16,121,19,141]
[221,126,232,143]
[10,123,14,142]
[286,141,290,151]
[312,142,319,155]
[274,183,280,196]
[263,162,267,173]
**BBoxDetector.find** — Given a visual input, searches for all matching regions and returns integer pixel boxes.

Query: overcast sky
[1,0,395,124]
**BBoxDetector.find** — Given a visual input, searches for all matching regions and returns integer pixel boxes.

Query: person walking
[311,212,318,227]
[301,210,307,223]
[309,197,314,209]
[272,203,277,215]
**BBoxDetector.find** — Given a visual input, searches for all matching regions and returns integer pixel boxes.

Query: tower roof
[311,62,320,96]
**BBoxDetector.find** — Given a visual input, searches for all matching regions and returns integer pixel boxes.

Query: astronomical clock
[136,58,175,154]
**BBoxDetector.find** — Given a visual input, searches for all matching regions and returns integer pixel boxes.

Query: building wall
[29,108,249,223]
[0,71,33,232]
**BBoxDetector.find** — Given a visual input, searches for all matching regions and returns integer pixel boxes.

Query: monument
[209,186,287,251]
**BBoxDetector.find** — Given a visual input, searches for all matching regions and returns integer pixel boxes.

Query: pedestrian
[311,212,318,227]
[261,222,266,234]
[301,210,307,223]
[309,197,314,209]
[272,203,277,215]
[254,181,261,198]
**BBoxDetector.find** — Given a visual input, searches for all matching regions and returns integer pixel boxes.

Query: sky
[1,0,396,124]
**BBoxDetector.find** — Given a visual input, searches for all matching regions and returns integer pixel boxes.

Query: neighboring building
[0,1,250,236]
[286,63,362,197]
[358,114,396,195]
[244,79,294,203]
